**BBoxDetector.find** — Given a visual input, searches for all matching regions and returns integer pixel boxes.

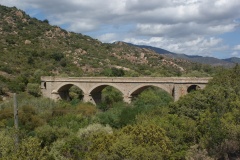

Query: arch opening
[44,82,46,89]
[130,85,172,99]
[131,86,174,106]
[130,86,152,99]
[187,85,200,93]
[90,85,123,108]
[172,87,175,97]
[57,84,84,101]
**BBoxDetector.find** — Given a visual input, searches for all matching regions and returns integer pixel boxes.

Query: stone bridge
[41,76,211,104]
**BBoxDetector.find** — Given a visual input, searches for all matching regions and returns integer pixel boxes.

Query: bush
[49,52,64,61]
[0,129,49,159]
[27,83,41,97]
[48,114,89,132]
[133,86,173,108]
[96,102,131,128]
[19,105,46,131]
[49,135,85,160]
[85,124,172,159]
[35,125,72,147]
[76,103,98,117]
[102,67,125,77]
[77,123,113,139]
[98,86,123,111]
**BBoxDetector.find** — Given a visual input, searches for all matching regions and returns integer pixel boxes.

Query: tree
[85,124,172,159]
[0,129,49,159]
[98,86,123,111]
[27,83,41,97]
[102,67,125,77]
[43,19,49,24]
[134,87,173,108]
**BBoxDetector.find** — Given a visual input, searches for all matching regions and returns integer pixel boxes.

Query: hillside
[223,57,240,64]
[0,5,216,95]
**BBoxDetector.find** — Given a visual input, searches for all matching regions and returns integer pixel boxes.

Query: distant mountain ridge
[128,43,240,67]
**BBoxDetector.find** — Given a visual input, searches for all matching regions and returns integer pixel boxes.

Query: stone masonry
[41,76,211,104]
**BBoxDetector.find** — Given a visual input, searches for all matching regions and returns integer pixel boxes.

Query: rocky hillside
[0,5,216,95]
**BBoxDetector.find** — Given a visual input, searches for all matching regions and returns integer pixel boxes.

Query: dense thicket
[0,66,240,159]
[170,65,240,159]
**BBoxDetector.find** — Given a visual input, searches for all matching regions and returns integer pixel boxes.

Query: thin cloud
[97,33,118,42]
[233,45,240,50]
[231,51,240,57]
[124,36,224,56]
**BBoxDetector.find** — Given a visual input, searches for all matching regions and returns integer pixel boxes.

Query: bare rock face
[15,11,23,18]
[140,53,145,59]
[75,48,87,55]
[24,40,31,45]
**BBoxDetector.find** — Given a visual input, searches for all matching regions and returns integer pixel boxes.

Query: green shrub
[35,125,72,147]
[48,113,89,132]
[0,129,49,159]
[49,52,64,61]
[76,103,98,117]
[98,86,123,111]
[27,83,41,97]
[49,135,86,160]
[19,105,46,131]
[85,124,172,159]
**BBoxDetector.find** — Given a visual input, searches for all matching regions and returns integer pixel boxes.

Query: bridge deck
[41,76,212,83]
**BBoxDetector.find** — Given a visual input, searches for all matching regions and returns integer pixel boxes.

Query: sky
[1,0,240,59]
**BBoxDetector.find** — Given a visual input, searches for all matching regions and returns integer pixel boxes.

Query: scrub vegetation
[1,66,240,159]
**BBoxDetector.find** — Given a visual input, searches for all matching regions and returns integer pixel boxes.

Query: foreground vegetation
[0,66,240,159]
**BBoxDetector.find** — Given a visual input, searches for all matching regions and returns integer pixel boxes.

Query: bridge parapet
[41,76,211,82]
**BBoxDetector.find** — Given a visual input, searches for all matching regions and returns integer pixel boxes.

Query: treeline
[0,66,240,159]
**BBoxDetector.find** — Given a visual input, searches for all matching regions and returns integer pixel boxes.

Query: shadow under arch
[89,84,124,105]
[57,83,84,101]
[187,85,200,93]
[129,84,173,100]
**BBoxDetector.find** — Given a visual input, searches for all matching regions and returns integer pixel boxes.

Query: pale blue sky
[1,0,240,59]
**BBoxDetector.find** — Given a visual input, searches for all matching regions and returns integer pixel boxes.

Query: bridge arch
[54,83,86,101]
[128,84,173,99]
[187,84,201,93]
[88,83,125,105]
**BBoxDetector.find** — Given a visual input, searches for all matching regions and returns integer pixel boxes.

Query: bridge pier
[51,90,61,101]
[123,96,132,103]
[173,85,188,101]
[83,94,95,104]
